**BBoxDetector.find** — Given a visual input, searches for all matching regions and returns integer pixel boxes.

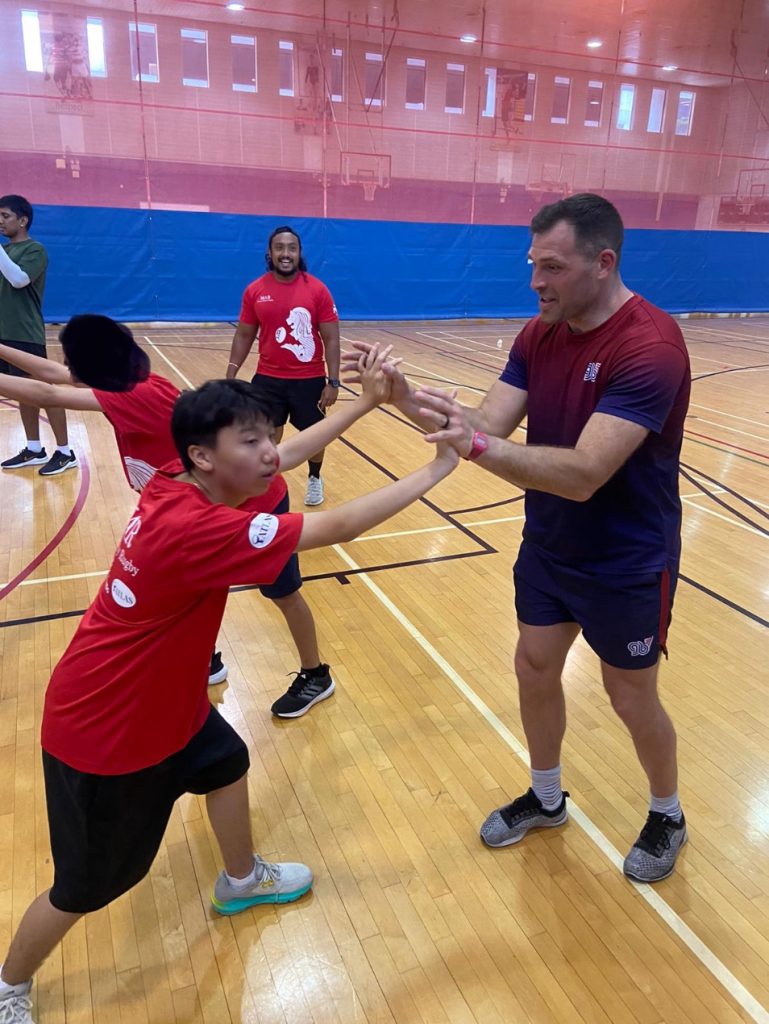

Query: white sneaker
[0,979,35,1023]
[304,475,324,506]
[211,855,313,915]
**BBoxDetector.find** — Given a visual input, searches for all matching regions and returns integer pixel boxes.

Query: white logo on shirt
[111,578,137,608]
[123,515,142,548]
[274,306,315,363]
[249,513,279,549]
[258,294,274,303]
[124,457,157,493]
[583,362,601,382]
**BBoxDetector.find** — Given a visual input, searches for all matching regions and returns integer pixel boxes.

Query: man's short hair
[0,194,34,228]
[530,193,624,263]
[59,314,150,392]
[171,379,274,471]
[265,224,308,273]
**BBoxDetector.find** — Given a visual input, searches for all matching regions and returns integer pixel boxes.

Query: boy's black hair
[0,194,34,228]
[58,314,150,391]
[171,378,274,471]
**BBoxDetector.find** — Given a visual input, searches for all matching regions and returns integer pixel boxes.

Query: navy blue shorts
[260,493,302,599]
[251,373,325,432]
[513,542,677,670]
[44,705,249,914]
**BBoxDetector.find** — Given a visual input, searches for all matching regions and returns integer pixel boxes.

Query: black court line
[680,467,769,536]
[681,462,769,523]
[691,362,769,382]
[680,575,769,630]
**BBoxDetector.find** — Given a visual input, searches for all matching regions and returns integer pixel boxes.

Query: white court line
[144,336,195,388]
[414,331,476,352]
[682,497,768,538]
[331,541,769,1024]
[690,402,769,430]
[686,417,769,443]
[687,353,743,367]
[353,512,526,542]
[686,324,769,345]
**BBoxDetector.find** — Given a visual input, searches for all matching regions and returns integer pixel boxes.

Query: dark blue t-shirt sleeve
[596,343,688,433]
[499,328,529,390]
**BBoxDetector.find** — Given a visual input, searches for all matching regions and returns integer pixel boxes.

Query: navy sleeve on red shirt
[596,344,689,434]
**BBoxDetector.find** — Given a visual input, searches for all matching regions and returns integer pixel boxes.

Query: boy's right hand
[342,340,410,405]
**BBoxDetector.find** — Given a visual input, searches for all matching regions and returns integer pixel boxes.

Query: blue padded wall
[35,204,768,323]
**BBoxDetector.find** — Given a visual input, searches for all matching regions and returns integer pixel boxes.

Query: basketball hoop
[361,180,378,202]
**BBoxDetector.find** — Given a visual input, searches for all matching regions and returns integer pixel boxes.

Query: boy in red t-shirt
[0,315,335,711]
[0,356,461,1023]
[226,225,340,508]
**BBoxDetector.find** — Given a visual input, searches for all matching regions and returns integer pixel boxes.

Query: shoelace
[255,856,281,884]
[499,789,542,827]
[636,813,675,854]
[0,994,33,1023]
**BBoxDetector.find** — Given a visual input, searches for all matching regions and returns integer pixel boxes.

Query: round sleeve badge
[249,513,279,549]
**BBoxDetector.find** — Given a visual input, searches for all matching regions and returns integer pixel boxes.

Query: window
[405,57,426,110]
[129,22,159,83]
[364,52,385,107]
[86,17,106,77]
[616,83,635,130]
[330,47,343,101]
[647,87,666,133]
[445,62,465,114]
[675,90,695,136]
[21,10,43,72]
[279,40,294,96]
[181,28,208,87]
[584,80,603,127]
[550,76,571,124]
[231,35,256,92]
[482,67,496,117]
[524,72,536,121]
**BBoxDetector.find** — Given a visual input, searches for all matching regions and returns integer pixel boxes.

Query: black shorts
[260,493,302,599]
[0,339,46,377]
[513,541,677,670]
[251,373,326,431]
[43,706,250,914]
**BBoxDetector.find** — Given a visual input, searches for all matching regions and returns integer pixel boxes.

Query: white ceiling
[82,0,769,87]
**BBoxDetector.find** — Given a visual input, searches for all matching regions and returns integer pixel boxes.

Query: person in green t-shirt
[0,195,77,476]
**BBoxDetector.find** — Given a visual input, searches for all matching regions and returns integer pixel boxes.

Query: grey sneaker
[0,979,34,1022]
[480,787,569,848]
[1,447,48,469]
[623,811,687,883]
[271,665,334,718]
[211,855,313,915]
[304,475,324,506]
[38,450,78,476]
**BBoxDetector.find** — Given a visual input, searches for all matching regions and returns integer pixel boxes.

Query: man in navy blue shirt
[343,194,691,884]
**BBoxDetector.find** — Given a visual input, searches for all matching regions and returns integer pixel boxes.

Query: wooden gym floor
[0,318,767,1023]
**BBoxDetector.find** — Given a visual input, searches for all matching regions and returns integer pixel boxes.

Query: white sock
[531,765,563,811]
[0,965,31,996]
[225,856,258,891]
[650,792,682,821]
[26,440,42,453]
[55,446,72,456]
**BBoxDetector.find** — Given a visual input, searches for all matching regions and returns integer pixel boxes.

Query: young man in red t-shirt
[0,357,461,1023]
[0,315,334,711]
[226,225,340,508]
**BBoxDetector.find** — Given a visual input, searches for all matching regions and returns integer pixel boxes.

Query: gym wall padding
[37,204,769,323]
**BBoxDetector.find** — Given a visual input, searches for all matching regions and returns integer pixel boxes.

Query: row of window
[19,10,695,135]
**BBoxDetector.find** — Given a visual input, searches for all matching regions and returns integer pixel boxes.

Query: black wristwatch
[327,378,340,388]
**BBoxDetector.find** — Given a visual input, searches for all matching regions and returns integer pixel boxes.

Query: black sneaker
[623,811,687,882]
[480,787,569,847]
[208,650,229,686]
[1,446,48,469]
[271,664,334,718]
[39,450,78,476]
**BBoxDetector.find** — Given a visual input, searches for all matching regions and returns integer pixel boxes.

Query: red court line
[0,400,91,601]
[684,429,769,460]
